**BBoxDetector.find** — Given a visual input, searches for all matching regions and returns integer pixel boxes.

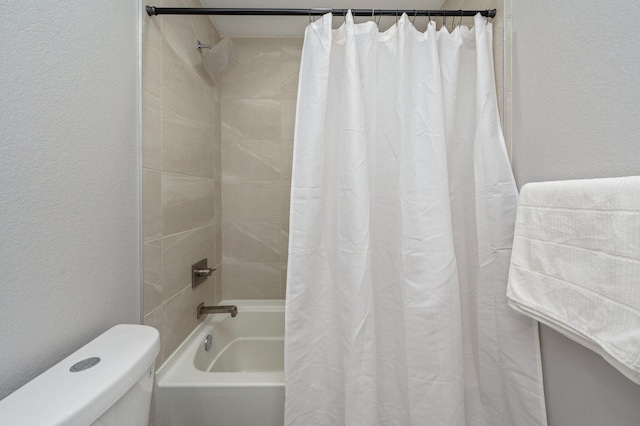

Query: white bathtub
[154,300,284,426]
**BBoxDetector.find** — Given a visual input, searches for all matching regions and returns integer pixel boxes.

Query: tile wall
[215,13,508,299]
[141,0,222,367]
[219,38,303,300]
[141,3,508,358]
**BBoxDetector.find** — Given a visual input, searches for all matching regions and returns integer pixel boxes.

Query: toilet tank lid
[0,324,160,426]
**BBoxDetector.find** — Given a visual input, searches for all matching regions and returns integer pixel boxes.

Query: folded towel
[507,176,640,384]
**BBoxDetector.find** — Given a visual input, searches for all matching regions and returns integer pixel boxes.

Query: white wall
[0,1,140,399]
[512,1,640,424]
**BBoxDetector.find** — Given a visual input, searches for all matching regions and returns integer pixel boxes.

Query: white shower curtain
[285,12,547,426]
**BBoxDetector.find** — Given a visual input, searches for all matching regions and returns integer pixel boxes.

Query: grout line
[161,222,217,240]
[159,169,217,180]
[159,103,219,136]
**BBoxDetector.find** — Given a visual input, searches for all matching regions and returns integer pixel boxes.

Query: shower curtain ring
[427,10,431,24]
[395,9,399,23]
[374,10,381,25]
[410,9,417,25]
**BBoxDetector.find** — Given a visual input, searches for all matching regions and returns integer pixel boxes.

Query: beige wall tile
[195,17,222,47]
[505,10,512,94]
[222,181,282,222]
[222,57,282,99]
[143,169,162,241]
[144,239,163,315]
[214,85,222,139]
[162,35,215,131]
[162,107,215,178]
[222,99,281,141]
[281,38,303,61]
[222,222,282,263]
[280,139,294,181]
[222,139,281,181]
[142,3,161,36]
[214,136,222,181]
[217,37,302,301]
[143,96,162,170]
[142,0,223,367]
[163,0,220,54]
[280,222,289,262]
[161,225,215,302]
[162,173,215,235]
[161,5,219,85]
[214,223,222,267]
[222,262,282,299]
[143,22,162,102]
[144,304,166,365]
[214,180,221,225]
[280,38,304,100]
[281,59,300,100]
[233,38,281,60]
[204,271,217,307]
[281,182,291,228]
[214,267,222,303]
[161,282,208,360]
[281,99,296,140]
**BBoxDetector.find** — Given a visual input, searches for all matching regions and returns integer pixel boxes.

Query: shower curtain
[285,12,547,426]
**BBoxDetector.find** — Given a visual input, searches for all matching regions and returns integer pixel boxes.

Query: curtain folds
[285,12,547,426]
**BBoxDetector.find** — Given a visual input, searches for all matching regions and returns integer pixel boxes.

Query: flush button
[70,357,101,372]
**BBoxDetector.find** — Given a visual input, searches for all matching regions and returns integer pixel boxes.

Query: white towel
[507,176,640,384]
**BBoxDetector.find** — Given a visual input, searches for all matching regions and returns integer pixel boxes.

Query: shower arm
[145,6,496,19]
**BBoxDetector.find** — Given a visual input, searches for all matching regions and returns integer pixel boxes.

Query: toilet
[0,324,160,425]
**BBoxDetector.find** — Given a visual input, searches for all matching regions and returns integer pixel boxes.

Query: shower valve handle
[194,268,215,277]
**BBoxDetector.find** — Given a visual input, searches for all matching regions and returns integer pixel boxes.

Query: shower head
[197,37,236,77]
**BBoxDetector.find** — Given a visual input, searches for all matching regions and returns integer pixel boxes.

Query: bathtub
[154,300,284,426]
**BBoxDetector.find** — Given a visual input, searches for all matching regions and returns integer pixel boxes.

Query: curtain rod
[145,6,496,18]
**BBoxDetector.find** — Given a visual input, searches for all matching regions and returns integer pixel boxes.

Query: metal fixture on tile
[192,258,215,289]
[196,39,212,51]
[204,335,213,352]
[197,36,236,77]
[197,303,238,320]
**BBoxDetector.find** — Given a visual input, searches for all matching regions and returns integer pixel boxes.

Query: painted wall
[0,1,140,400]
[219,37,302,299]
[141,0,222,367]
[512,1,640,425]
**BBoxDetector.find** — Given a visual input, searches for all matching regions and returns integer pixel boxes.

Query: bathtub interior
[194,308,285,372]
[208,338,284,372]
[155,300,285,382]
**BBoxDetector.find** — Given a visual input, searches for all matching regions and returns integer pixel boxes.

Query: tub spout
[197,303,238,320]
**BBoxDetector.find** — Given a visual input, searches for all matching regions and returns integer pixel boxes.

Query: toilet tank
[0,324,160,426]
